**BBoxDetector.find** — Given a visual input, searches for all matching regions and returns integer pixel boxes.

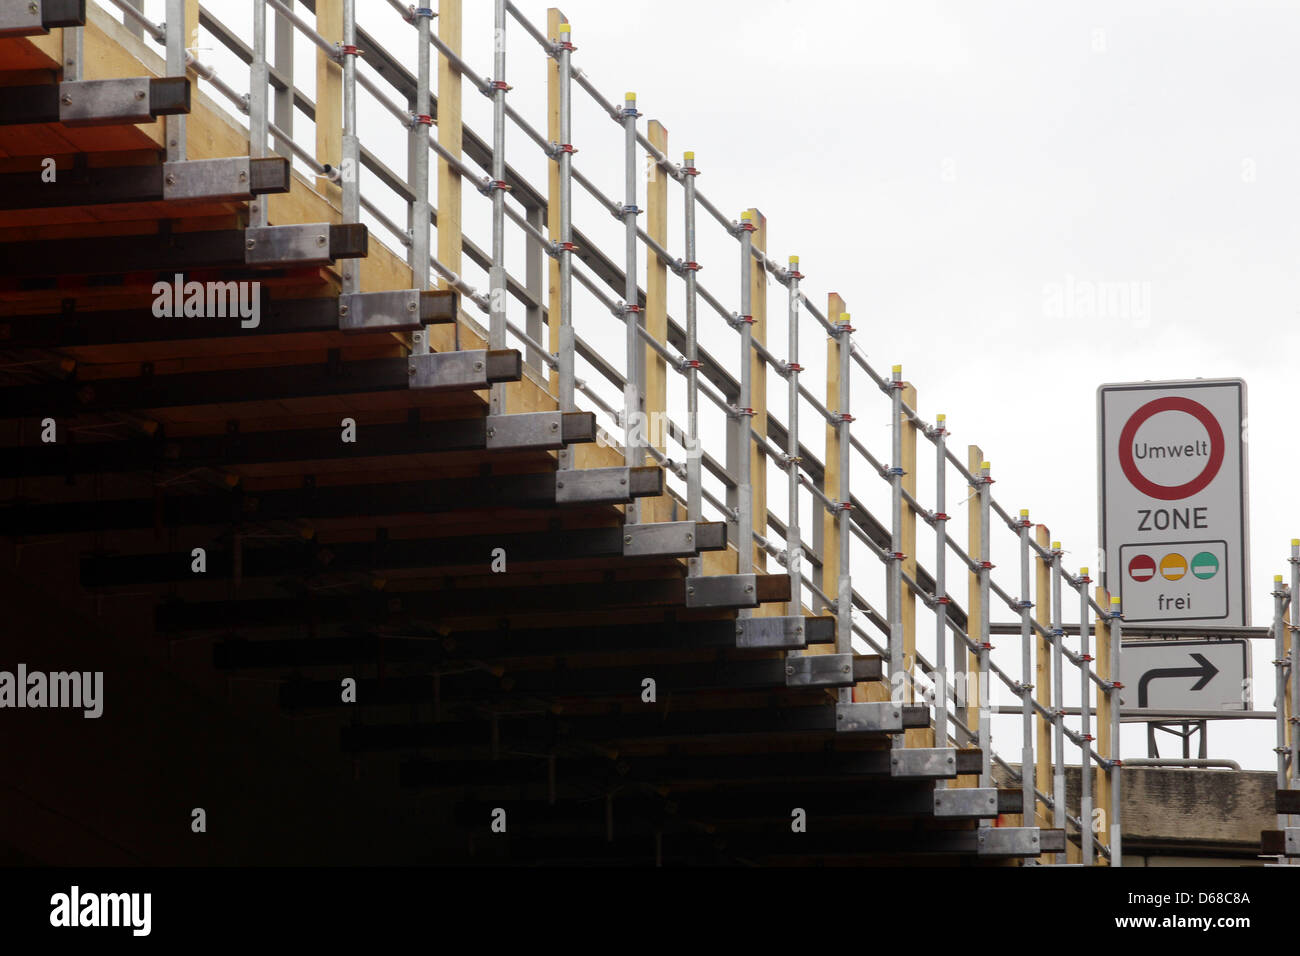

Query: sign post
[1098,379,1250,627]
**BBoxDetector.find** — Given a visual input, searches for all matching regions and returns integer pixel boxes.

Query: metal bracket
[835,701,905,733]
[0,1,44,37]
[244,223,332,266]
[407,349,504,392]
[622,521,698,558]
[736,616,811,649]
[554,467,634,505]
[933,787,1001,818]
[58,78,152,126]
[339,289,423,333]
[784,653,854,688]
[485,411,564,451]
[161,157,252,203]
[684,574,758,609]
[890,747,959,779]
[976,827,1042,857]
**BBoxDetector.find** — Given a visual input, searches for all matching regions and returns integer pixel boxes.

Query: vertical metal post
[785,257,803,615]
[1017,510,1034,828]
[409,6,433,309]
[888,365,905,720]
[249,0,268,228]
[273,4,294,161]
[835,315,852,678]
[621,93,643,521]
[1291,542,1300,811]
[488,0,509,416]
[165,0,187,163]
[1050,541,1065,861]
[977,461,992,791]
[1109,594,1124,866]
[555,22,575,440]
[340,0,360,297]
[933,416,950,760]
[1275,574,1289,829]
[1079,567,1094,865]
[683,153,702,575]
[735,212,756,583]
[525,206,545,373]
[61,20,82,81]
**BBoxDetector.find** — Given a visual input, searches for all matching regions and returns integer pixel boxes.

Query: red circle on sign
[1117,397,1225,501]
[1128,553,1155,582]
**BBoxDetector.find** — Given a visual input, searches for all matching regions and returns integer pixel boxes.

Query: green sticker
[1190,551,1219,580]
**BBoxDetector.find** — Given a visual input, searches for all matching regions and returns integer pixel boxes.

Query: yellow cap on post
[1292,538,1299,547]
[937,413,946,422]
[626,92,636,101]
[684,150,694,162]
[559,22,570,33]
[1020,509,1029,517]
[1052,541,1061,550]
[1081,567,1089,575]
[789,255,799,266]
[981,460,991,470]
[1276,574,1285,583]
[892,364,902,374]
[1111,596,1122,605]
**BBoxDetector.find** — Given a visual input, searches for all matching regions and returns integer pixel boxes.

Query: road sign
[1119,639,1251,713]
[1099,379,1250,626]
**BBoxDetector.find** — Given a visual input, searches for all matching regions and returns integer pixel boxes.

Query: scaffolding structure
[0,0,1174,864]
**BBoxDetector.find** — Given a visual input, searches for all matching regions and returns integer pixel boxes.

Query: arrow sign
[1136,652,1219,707]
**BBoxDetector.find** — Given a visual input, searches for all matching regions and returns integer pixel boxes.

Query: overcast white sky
[127,0,1300,770]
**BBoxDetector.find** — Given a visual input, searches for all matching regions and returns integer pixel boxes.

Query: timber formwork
[0,4,1069,866]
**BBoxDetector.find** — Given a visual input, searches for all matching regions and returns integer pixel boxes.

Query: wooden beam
[436,0,463,295]
[644,120,670,522]
[314,0,342,206]
[545,8,564,397]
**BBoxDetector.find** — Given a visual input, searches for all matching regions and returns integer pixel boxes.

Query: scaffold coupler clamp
[726,312,755,330]
[933,510,950,524]
[481,77,514,97]
[478,177,513,197]
[545,239,577,259]
[1014,599,1033,611]
[833,411,854,425]
[781,453,803,470]
[675,356,702,373]
[612,300,642,318]
[979,560,996,570]
[334,42,363,63]
[548,31,577,58]
[833,319,854,336]
[777,360,803,378]
[731,216,757,237]
[1014,679,1032,694]
[546,141,579,159]
[408,112,433,129]
[887,465,906,477]
[836,501,853,515]
[726,404,755,420]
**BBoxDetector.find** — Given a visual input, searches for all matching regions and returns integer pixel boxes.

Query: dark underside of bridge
[0,15,1063,867]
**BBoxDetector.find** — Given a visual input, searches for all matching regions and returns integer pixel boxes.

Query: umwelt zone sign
[1098,379,1250,626]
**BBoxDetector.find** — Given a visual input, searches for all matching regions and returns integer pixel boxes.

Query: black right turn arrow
[1137,652,1220,707]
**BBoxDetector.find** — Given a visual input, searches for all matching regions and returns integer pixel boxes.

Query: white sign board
[1119,640,1250,712]
[1098,379,1249,626]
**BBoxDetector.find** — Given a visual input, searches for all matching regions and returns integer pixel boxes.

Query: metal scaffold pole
[1110,594,1124,865]
[1051,540,1066,861]
[250,0,268,228]
[410,4,434,308]
[1274,573,1290,830]
[1017,510,1035,826]
[1079,566,1094,865]
[621,92,643,521]
[735,211,756,584]
[488,0,510,415]
[835,314,853,676]
[888,365,905,714]
[1291,542,1300,810]
[977,460,993,791]
[340,0,361,297]
[165,0,186,163]
[555,22,575,448]
[785,256,804,617]
[682,152,702,576]
[933,415,950,757]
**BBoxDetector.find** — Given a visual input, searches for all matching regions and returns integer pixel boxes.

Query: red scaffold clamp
[935,596,951,605]
[411,114,433,127]
[786,362,803,373]
[338,44,361,57]
[787,269,804,281]
[836,413,855,424]
[933,512,950,522]
[979,560,996,570]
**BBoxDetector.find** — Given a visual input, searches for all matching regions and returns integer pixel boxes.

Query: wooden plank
[643,120,670,523]
[314,0,342,207]
[437,0,462,300]
[545,8,564,397]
